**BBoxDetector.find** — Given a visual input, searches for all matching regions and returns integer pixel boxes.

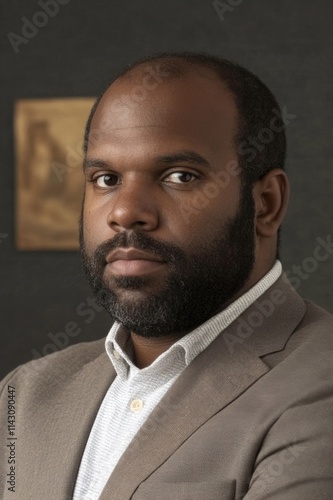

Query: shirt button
[113,350,121,360]
[130,399,144,412]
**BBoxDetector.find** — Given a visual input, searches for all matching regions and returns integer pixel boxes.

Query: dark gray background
[0,0,332,378]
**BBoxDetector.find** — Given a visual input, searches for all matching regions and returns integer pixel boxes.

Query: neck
[130,331,186,368]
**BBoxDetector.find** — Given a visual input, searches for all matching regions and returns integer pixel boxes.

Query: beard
[80,183,256,338]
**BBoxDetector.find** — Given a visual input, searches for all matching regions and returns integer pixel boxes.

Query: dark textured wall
[1,0,332,378]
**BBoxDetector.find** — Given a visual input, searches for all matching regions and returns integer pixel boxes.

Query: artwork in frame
[15,97,95,250]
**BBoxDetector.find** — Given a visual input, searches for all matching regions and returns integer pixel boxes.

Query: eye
[94,174,119,188]
[164,171,198,184]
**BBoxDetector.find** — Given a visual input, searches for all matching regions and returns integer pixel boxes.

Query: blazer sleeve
[243,379,333,499]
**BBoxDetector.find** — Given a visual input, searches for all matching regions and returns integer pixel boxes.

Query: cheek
[175,173,240,224]
[171,197,229,248]
[82,201,109,252]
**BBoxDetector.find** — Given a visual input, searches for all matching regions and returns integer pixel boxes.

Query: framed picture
[15,97,95,250]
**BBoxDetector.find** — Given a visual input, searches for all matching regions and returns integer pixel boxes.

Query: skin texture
[82,68,289,368]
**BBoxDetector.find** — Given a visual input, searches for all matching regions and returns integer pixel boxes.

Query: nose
[107,179,159,232]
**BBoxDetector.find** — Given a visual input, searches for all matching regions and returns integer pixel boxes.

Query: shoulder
[263,298,333,368]
[0,337,106,395]
[302,299,333,327]
[258,299,333,416]
[290,299,333,352]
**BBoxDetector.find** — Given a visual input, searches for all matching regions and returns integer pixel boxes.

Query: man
[1,52,333,499]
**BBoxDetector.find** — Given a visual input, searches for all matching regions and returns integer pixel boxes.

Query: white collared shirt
[73,261,282,500]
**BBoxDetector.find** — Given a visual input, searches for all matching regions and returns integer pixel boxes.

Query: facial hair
[80,184,256,338]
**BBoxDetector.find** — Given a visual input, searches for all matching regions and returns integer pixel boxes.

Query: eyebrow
[83,150,211,171]
[156,150,211,169]
[83,158,109,171]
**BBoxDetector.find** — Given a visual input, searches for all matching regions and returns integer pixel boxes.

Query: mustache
[81,230,185,270]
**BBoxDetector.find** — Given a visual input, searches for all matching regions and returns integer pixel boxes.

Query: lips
[106,248,165,264]
[105,248,166,277]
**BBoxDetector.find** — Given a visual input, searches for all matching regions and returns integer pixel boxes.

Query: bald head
[84,52,286,187]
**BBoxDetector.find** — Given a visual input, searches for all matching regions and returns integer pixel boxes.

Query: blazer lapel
[100,275,306,499]
[34,346,116,500]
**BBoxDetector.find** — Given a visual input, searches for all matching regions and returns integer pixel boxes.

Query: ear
[253,168,290,238]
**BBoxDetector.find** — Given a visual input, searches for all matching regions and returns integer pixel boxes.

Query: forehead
[88,71,238,157]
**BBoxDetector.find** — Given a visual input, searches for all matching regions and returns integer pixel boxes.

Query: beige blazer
[1,274,333,499]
